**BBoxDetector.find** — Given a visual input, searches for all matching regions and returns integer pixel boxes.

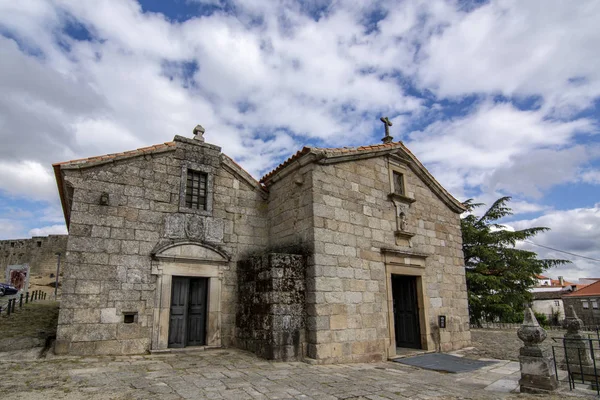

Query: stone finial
[563,305,584,334]
[380,117,393,144]
[517,307,547,347]
[517,307,559,393]
[193,124,205,142]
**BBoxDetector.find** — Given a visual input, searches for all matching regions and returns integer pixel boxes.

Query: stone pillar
[236,253,306,361]
[517,307,558,393]
[562,305,595,382]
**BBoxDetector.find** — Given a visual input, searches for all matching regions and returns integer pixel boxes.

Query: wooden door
[168,277,208,348]
[392,275,421,349]
[168,277,189,348]
[187,278,207,346]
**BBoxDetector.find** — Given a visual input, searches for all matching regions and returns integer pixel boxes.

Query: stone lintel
[381,248,429,264]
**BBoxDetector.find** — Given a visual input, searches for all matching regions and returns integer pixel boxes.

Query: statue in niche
[399,211,408,231]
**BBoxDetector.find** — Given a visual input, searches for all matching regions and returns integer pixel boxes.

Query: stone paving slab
[0,348,594,399]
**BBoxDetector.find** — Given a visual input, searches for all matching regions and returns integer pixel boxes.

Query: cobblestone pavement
[0,348,594,400]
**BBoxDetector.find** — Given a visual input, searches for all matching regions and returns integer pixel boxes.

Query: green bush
[534,312,549,327]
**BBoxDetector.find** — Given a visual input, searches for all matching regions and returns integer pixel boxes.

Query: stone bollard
[562,306,595,383]
[517,307,558,393]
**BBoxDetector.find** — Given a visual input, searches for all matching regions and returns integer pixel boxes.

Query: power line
[523,240,600,263]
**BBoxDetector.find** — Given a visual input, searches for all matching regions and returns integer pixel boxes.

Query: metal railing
[0,290,47,317]
[551,336,600,396]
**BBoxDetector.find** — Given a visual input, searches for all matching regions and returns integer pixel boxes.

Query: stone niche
[236,253,306,361]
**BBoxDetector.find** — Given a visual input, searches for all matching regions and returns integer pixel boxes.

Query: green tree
[461,196,568,324]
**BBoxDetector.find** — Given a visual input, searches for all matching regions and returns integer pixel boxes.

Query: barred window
[185,170,207,210]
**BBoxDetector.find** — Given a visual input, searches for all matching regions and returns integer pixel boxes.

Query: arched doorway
[150,241,229,351]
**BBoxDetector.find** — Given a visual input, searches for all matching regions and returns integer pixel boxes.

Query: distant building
[531,291,565,322]
[531,274,577,293]
[563,280,600,326]
[0,235,67,278]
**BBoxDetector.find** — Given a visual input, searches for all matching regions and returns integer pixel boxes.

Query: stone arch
[152,240,229,263]
[150,240,227,351]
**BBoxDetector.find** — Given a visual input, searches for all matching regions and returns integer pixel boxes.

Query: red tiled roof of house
[551,279,574,286]
[535,274,549,279]
[563,280,600,297]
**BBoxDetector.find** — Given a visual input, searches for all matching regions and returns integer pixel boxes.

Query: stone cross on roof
[380,117,393,144]
[193,124,205,142]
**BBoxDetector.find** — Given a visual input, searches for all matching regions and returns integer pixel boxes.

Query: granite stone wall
[563,297,600,326]
[55,136,268,355]
[0,235,67,277]
[237,253,306,361]
[304,156,469,362]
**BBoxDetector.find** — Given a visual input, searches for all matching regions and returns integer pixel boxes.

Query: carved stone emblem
[164,213,223,243]
[185,214,204,239]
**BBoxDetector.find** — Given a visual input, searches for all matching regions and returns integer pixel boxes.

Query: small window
[582,301,589,309]
[592,300,598,310]
[10,242,14,248]
[37,241,42,248]
[123,312,137,324]
[554,300,560,306]
[393,171,405,195]
[185,170,208,210]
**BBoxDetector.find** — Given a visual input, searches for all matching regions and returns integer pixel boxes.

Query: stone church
[52,123,470,363]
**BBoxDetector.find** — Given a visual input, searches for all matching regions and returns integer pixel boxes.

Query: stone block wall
[55,136,268,355]
[305,156,469,362]
[267,165,314,252]
[563,297,600,326]
[0,235,67,277]
[237,253,306,361]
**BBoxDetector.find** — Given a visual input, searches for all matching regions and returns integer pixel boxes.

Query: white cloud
[510,204,600,281]
[0,219,26,240]
[406,101,595,198]
[581,170,600,185]
[28,224,68,237]
[0,160,57,201]
[417,0,600,116]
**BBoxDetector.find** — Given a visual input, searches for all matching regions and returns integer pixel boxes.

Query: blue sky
[1,0,599,280]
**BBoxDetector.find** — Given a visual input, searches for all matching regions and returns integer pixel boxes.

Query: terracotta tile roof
[564,280,600,297]
[260,142,403,183]
[259,146,313,183]
[551,278,574,286]
[259,141,466,213]
[52,142,176,168]
[535,274,549,279]
[260,142,404,183]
